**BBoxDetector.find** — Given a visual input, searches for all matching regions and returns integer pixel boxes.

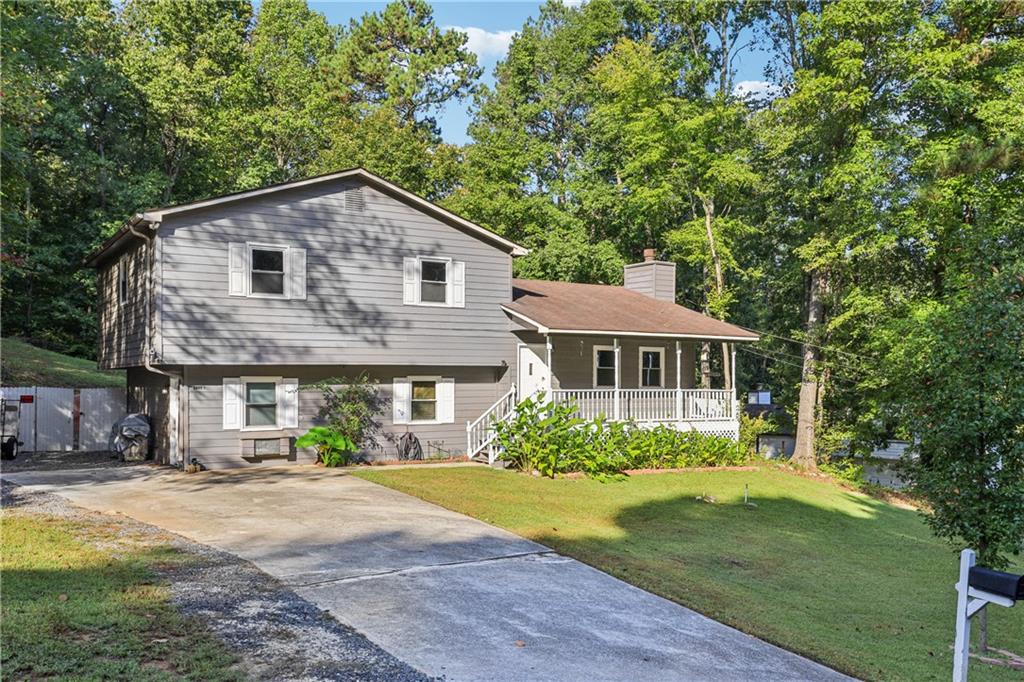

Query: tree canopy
[2,0,1021,564]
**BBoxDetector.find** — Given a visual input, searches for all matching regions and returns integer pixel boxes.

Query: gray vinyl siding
[97,240,149,369]
[154,180,514,366]
[548,336,696,390]
[623,261,676,303]
[183,364,513,470]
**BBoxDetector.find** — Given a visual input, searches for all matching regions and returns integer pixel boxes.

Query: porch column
[613,337,621,420]
[731,345,738,420]
[675,341,683,422]
[545,336,553,396]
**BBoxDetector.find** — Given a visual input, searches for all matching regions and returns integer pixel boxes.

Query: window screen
[411,380,437,421]
[245,382,277,427]
[420,260,447,304]
[251,248,285,295]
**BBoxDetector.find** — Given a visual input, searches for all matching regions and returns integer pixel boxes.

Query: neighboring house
[87,168,758,469]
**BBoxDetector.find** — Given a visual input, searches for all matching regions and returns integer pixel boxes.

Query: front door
[518,344,550,399]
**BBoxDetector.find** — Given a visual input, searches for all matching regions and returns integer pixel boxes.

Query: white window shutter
[393,377,411,424]
[451,261,465,308]
[278,378,299,429]
[223,378,242,429]
[228,243,248,296]
[437,378,455,423]
[288,248,307,300]
[402,258,418,304]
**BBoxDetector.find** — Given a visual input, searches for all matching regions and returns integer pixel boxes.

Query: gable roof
[85,167,528,266]
[504,278,759,341]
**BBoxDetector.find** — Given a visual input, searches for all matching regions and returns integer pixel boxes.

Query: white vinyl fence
[1,386,126,452]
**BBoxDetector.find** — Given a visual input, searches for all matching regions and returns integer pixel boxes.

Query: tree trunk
[701,194,730,389]
[792,270,825,469]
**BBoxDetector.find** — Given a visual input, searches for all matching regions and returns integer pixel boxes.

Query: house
[86,168,758,469]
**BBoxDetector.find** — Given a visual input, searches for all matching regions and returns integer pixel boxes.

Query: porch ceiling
[505,279,759,342]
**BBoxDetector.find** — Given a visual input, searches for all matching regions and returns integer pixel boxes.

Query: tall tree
[118,0,252,202]
[331,0,481,130]
[756,0,916,467]
[230,0,338,186]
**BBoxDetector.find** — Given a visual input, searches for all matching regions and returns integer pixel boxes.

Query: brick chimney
[623,248,676,303]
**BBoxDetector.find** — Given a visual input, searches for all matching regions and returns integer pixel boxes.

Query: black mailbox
[968,566,1024,600]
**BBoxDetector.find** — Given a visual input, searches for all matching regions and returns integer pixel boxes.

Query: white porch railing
[466,385,517,464]
[551,388,735,423]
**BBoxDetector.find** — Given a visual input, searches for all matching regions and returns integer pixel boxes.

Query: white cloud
[732,80,781,101]
[445,26,517,60]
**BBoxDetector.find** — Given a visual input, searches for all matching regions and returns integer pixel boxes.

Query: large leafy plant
[295,427,356,467]
[494,393,747,479]
[299,374,391,465]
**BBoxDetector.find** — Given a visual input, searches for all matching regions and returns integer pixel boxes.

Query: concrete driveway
[3,465,849,681]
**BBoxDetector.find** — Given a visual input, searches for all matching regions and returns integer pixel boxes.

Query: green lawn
[355,466,1024,682]
[1,337,125,388]
[1,513,240,680]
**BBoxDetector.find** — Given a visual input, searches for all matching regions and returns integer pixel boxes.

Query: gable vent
[344,186,366,212]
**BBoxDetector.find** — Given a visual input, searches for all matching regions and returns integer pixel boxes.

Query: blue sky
[309,1,772,144]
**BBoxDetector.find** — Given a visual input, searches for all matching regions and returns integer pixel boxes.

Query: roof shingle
[506,279,758,340]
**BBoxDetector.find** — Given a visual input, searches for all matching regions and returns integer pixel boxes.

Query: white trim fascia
[547,328,758,342]
[141,168,529,256]
[638,346,666,387]
[501,306,549,333]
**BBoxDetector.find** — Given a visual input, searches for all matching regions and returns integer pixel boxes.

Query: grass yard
[1,512,240,680]
[1,337,125,388]
[355,466,1024,681]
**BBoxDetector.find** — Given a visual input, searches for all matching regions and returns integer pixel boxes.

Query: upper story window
[117,255,129,307]
[227,242,306,300]
[639,347,664,387]
[403,256,465,308]
[420,260,448,304]
[593,345,617,387]
[250,246,286,296]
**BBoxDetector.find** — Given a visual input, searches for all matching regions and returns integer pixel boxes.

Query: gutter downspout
[126,221,182,468]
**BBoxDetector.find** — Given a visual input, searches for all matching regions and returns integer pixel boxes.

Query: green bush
[819,457,866,487]
[739,413,776,456]
[494,394,747,479]
[295,426,357,467]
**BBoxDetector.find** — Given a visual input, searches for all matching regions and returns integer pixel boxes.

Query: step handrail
[466,385,517,463]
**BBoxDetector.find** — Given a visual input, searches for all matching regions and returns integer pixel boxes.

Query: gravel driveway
[3,465,851,682]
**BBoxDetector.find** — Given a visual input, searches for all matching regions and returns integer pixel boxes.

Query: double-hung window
[419,260,448,304]
[250,246,286,296]
[593,346,617,387]
[403,256,465,307]
[411,380,437,422]
[244,381,278,429]
[639,347,665,387]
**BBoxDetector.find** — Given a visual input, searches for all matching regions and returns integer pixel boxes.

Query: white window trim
[638,346,666,387]
[413,256,453,307]
[240,376,282,431]
[408,375,442,424]
[247,243,290,299]
[593,345,617,388]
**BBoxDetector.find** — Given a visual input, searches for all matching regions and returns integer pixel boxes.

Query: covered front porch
[519,333,740,439]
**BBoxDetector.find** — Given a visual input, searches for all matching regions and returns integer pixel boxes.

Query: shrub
[308,373,390,450]
[494,394,747,479]
[739,413,776,457]
[819,457,866,487]
[295,426,356,467]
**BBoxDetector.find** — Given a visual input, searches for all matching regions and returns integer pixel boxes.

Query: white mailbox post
[952,548,1022,681]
